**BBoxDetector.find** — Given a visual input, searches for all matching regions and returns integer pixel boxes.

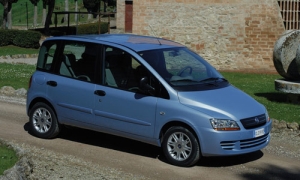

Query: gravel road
[0,96,300,180]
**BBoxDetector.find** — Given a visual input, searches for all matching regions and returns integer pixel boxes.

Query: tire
[162,126,200,167]
[29,102,60,139]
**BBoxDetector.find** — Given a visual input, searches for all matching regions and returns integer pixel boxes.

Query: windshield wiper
[200,77,227,83]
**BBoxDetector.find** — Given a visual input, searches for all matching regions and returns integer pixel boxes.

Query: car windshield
[139,47,224,87]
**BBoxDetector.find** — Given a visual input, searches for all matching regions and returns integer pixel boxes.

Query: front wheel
[29,102,60,139]
[162,126,200,167]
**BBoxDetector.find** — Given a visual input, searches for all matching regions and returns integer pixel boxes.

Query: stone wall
[116,0,285,73]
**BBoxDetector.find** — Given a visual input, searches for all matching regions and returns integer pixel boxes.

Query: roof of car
[45,34,185,52]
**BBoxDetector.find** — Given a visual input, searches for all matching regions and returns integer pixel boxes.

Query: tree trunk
[44,0,55,35]
[7,2,12,29]
[34,3,38,28]
[75,0,78,22]
[42,2,46,26]
[2,1,8,29]
[64,0,68,23]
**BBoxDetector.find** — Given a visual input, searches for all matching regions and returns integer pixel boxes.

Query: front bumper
[199,120,272,156]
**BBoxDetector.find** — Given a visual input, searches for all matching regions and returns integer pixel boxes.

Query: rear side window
[37,42,58,71]
[58,42,98,82]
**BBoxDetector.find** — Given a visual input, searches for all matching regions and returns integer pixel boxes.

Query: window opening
[278,0,300,30]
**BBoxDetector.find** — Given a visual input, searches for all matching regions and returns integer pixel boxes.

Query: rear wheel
[29,102,60,139]
[162,126,200,167]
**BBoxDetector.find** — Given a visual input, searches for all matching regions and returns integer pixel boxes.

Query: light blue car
[26,34,272,167]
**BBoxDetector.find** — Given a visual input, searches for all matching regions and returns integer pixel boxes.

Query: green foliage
[0,143,18,175]
[0,29,18,46]
[76,22,108,34]
[0,29,41,48]
[13,30,41,48]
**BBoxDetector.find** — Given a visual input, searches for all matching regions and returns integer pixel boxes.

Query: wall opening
[125,0,133,33]
[278,0,300,30]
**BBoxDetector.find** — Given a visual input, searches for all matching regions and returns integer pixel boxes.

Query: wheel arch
[159,121,200,146]
[28,97,57,119]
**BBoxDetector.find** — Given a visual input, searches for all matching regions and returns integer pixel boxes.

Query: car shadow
[196,150,263,167]
[58,126,162,159]
[24,123,264,167]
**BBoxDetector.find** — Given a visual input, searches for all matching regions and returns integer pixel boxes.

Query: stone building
[115,0,297,73]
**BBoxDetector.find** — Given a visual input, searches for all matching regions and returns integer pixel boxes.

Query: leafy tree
[29,0,40,28]
[83,0,99,19]
[0,0,18,29]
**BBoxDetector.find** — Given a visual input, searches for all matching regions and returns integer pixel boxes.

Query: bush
[13,30,41,48]
[0,29,41,49]
[76,22,109,35]
[0,30,18,46]
[32,22,109,36]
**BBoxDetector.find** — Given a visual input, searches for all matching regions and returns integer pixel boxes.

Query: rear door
[46,41,99,125]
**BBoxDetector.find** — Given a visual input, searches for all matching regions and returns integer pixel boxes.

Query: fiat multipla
[26,34,272,167]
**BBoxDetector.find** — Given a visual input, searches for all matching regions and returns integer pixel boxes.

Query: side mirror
[139,77,155,95]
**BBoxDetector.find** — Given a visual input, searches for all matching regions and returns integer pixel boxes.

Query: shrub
[13,30,41,48]
[0,30,41,49]
[76,22,109,35]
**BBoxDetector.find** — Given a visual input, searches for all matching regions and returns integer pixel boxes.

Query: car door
[47,41,99,125]
[93,46,158,138]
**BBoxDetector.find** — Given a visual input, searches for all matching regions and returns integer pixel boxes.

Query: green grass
[0,63,35,90]
[0,144,18,175]
[0,45,39,56]
[0,0,115,29]
[221,72,300,124]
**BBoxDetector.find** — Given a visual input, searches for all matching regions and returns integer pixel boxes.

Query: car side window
[104,46,170,99]
[37,42,57,71]
[58,42,98,82]
[104,46,140,91]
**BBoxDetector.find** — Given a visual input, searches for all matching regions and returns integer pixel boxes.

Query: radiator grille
[240,114,266,129]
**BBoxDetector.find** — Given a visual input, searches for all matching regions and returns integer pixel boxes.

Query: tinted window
[37,42,58,71]
[104,46,169,99]
[58,42,98,82]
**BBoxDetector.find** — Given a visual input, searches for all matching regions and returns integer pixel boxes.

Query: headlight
[265,109,270,122]
[210,118,240,131]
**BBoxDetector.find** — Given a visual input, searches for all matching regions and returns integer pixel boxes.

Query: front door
[93,46,157,138]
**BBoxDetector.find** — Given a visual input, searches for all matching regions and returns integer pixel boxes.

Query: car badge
[255,117,259,123]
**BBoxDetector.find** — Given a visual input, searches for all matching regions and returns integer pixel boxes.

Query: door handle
[94,90,106,96]
[47,81,57,87]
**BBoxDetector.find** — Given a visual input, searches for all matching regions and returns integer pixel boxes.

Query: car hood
[178,85,265,120]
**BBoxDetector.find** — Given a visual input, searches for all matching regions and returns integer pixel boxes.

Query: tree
[83,0,100,19]
[64,0,68,23]
[41,0,47,26]
[0,0,18,29]
[74,0,78,22]
[44,0,55,35]
[30,0,40,28]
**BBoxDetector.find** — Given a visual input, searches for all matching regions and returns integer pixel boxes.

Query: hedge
[0,29,41,49]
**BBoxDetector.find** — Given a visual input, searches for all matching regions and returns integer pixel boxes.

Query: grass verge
[0,46,39,56]
[222,72,300,124]
[0,63,36,90]
[0,143,18,175]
